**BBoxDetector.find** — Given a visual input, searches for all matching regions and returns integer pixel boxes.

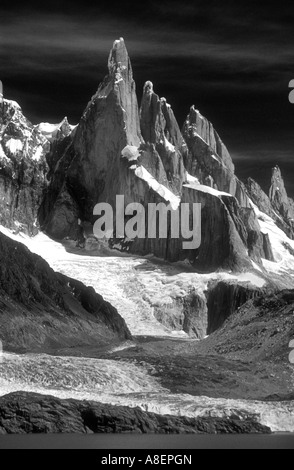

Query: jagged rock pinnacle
[108,37,130,75]
[143,81,154,95]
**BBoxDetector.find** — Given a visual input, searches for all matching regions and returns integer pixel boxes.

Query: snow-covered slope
[0,225,266,338]
[35,117,76,142]
[250,200,294,274]
[0,99,49,163]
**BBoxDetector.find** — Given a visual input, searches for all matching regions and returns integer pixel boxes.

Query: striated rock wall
[206,281,264,335]
[140,81,186,194]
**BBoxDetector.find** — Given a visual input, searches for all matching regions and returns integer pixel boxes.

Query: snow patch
[115,76,124,85]
[251,261,263,273]
[5,138,23,154]
[37,122,59,134]
[4,99,21,110]
[249,200,294,274]
[0,145,10,164]
[32,145,43,162]
[186,172,200,185]
[134,165,181,210]
[163,136,175,153]
[121,145,140,161]
[184,182,233,198]
[161,97,171,109]
[37,119,75,142]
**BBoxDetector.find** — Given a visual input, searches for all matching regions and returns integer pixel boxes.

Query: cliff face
[39,38,143,239]
[0,99,50,234]
[140,81,186,194]
[182,106,249,208]
[206,281,265,334]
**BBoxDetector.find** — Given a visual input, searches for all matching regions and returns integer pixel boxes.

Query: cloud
[1,10,294,87]
[1,3,294,196]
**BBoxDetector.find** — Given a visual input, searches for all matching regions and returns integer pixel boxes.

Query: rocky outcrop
[182,106,249,208]
[0,230,131,352]
[206,281,264,335]
[180,108,271,264]
[0,99,49,234]
[197,289,294,364]
[246,169,294,240]
[140,81,186,194]
[183,106,234,173]
[153,290,207,339]
[269,166,294,235]
[40,37,142,239]
[246,177,275,217]
[0,392,271,434]
[269,167,294,217]
[36,118,76,176]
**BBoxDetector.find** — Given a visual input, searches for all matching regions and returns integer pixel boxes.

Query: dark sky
[1,0,294,196]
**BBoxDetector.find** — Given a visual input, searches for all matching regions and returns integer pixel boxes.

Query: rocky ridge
[34,38,288,274]
[0,99,49,234]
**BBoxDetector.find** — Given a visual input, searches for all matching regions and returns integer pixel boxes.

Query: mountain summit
[1,38,294,274]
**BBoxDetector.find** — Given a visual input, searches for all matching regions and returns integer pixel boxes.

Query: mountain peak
[108,37,130,75]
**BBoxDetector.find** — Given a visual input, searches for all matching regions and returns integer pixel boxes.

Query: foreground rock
[0,230,131,352]
[0,392,270,434]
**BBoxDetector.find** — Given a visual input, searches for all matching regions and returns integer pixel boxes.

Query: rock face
[39,37,142,238]
[269,166,294,234]
[140,81,186,194]
[153,290,208,339]
[181,107,270,265]
[0,230,131,352]
[38,38,276,273]
[246,167,294,239]
[182,106,248,207]
[0,392,271,434]
[0,99,50,234]
[269,166,294,217]
[206,281,265,334]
